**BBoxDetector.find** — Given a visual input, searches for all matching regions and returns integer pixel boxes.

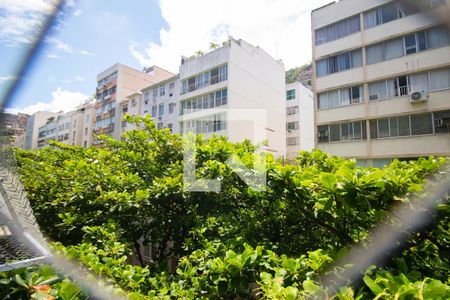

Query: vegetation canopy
[2,115,449,299]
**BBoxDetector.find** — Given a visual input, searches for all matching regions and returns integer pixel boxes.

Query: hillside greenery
[1,115,449,299]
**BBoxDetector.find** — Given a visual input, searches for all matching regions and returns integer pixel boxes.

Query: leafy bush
[6,115,449,299]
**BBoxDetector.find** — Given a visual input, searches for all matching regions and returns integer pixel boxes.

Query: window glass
[427,26,450,48]
[410,72,429,91]
[384,38,404,60]
[430,68,450,91]
[417,31,427,51]
[366,44,384,64]
[316,60,327,77]
[351,86,361,103]
[318,125,329,142]
[398,116,411,136]
[381,3,398,23]
[351,49,362,68]
[404,34,417,54]
[378,118,390,138]
[389,117,399,137]
[370,120,378,139]
[354,122,362,139]
[411,113,433,135]
[330,124,341,141]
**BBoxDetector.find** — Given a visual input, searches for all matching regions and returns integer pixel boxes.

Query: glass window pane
[381,3,398,23]
[398,116,411,136]
[338,53,351,71]
[348,15,360,34]
[341,123,353,140]
[328,90,340,108]
[318,125,329,142]
[330,124,341,141]
[427,26,450,49]
[354,122,362,139]
[364,9,378,29]
[340,88,351,105]
[389,117,399,137]
[384,38,404,60]
[404,34,417,54]
[318,93,328,109]
[370,120,378,139]
[351,86,361,103]
[430,68,450,90]
[410,72,429,91]
[366,44,384,64]
[351,49,362,68]
[378,118,390,138]
[411,113,433,135]
[316,59,327,77]
[417,31,427,51]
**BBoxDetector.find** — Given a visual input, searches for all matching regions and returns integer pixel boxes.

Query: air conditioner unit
[410,91,428,103]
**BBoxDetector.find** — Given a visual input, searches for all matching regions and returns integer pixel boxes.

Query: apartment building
[37,109,84,148]
[285,82,314,160]
[312,0,450,166]
[24,111,58,149]
[81,100,96,148]
[178,38,286,157]
[94,64,174,142]
[120,75,180,134]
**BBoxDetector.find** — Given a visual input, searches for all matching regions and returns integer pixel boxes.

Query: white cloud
[46,37,74,53]
[75,76,85,82]
[6,87,88,115]
[0,0,56,45]
[73,9,82,16]
[80,49,94,56]
[130,0,331,71]
[47,53,60,59]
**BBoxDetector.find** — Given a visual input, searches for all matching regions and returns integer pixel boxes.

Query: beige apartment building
[312,0,450,167]
[24,111,58,149]
[94,63,174,142]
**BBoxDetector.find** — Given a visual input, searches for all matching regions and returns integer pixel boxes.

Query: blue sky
[0,0,329,115]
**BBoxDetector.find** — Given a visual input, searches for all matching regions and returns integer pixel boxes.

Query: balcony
[93,124,114,135]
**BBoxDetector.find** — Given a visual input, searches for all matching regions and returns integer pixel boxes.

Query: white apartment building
[120,75,180,134]
[24,111,58,149]
[312,0,450,167]
[285,82,314,160]
[94,64,174,142]
[178,38,286,157]
[37,109,85,148]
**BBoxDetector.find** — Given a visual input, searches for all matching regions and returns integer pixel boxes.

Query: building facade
[178,38,286,157]
[94,64,174,142]
[312,0,450,166]
[24,111,58,149]
[285,82,314,160]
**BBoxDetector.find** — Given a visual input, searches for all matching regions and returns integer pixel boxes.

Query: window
[159,86,165,97]
[180,88,227,115]
[122,105,128,113]
[430,68,450,91]
[287,137,299,146]
[315,15,360,45]
[158,103,164,116]
[434,110,450,134]
[181,64,228,94]
[153,89,158,99]
[318,121,366,143]
[151,105,157,117]
[157,122,164,130]
[169,103,176,114]
[169,82,175,96]
[366,26,450,65]
[286,122,299,131]
[286,106,298,115]
[369,76,410,101]
[316,49,362,77]
[180,114,226,134]
[131,98,136,107]
[318,85,362,109]
[85,115,89,123]
[286,89,296,100]
[370,113,433,139]
[410,113,433,135]
[167,123,173,132]
[84,128,88,136]
[83,141,87,148]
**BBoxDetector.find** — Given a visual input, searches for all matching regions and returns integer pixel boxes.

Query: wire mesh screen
[0,147,50,271]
